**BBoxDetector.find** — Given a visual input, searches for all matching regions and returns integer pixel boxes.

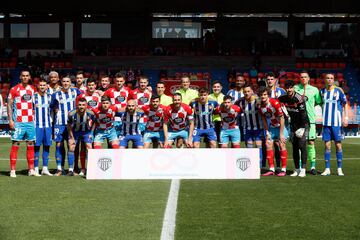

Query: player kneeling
[67,98,95,176]
[118,99,144,149]
[93,96,120,149]
[214,95,241,148]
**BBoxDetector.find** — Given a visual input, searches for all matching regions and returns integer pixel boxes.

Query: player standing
[7,70,36,177]
[176,76,199,105]
[320,73,348,176]
[227,74,245,103]
[294,71,322,174]
[156,81,172,106]
[209,81,225,143]
[259,87,288,176]
[189,87,218,148]
[33,78,53,176]
[278,80,310,177]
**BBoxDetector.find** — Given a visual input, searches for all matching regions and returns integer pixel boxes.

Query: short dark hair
[212,81,222,87]
[156,81,166,87]
[266,72,275,78]
[87,77,97,85]
[78,97,87,103]
[151,94,160,101]
[139,75,149,81]
[76,71,84,76]
[223,95,233,101]
[173,93,182,99]
[101,96,111,102]
[198,87,209,94]
[259,86,270,96]
[284,80,295,88]
[38,78,48,83]
[115,72,125,78]
[243,83,252,89]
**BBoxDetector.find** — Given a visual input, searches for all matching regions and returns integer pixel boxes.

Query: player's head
[139,75,149,91]
[61,75,72,90]
[235,74,245,89]
[198,87,209,103]
[181,76,190,90]
[212,81,222,95]
[126,99,137,113]
[101,74,111,89]
[259,86,270,103]
[266,72,277,88]
[156,81,166,95]
[76,71,84,85]
[243,83,253,100]
[300,70,310,85]
[37,78,48,93]
[114,72,125,89]
[150,95,160,108]
[20,70,31,85]
[284,80,295,96]
[325,73,335,87]
[87,77,97,92]
[223,95,233,110]
[101,96,111,110]
[173,93,182,107]
[49,71,59,85]
[77,98,88,113]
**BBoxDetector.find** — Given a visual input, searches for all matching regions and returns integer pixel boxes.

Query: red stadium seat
[44,62,51,69]
[2,62,9,68]
[296,62,303,69]
[9,62,16,68]
[339,62,346,69]
[258,72,264,79]
[310,78,315,85]
[65,62,73,68]
[279,77,286,84]
[58,62,65,68]
[332,63,339,68]
[243,72,249,78]
[303,62,310,68]
[325,62,332,68]
[317,62,324,68]
[251,78,257,84]
[310,62,317,68]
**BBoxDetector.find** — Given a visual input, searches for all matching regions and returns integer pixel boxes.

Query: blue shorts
[244,129,264,142]
[94,128,118,143]
[167,129,189,142]
[35,127,52,146]
[73,131,94,144]
[54,125,68,143]
[11,122,36,142]
[220,128,240,144]
[143,131,165,143]
[139,123,146,133]
[193,128,217,142]
[119,134,144,147]
[114,121,122,137]
[322,126,344,142]
[269,127,289,141]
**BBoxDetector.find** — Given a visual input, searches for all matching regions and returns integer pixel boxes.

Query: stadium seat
[251,78,257,84]
[296,62,303,68]
[310,78,315,85]
[310,62,317,68]
[303,63,310,68]
[2,62,8,68]
[332,63,339,68]
[339,62,346,69]
[317,62,324,68]
[9,62,16,68]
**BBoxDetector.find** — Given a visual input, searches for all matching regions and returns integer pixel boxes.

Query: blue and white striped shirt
[190,100,219,129]
[51,88,81,126]
[120,111,144,136]
[67,109,95,132]
[236,97,263,131]
[320,87,347,127]
[270,87,286,99]
[227,89,244,103]
[33,92,52,128]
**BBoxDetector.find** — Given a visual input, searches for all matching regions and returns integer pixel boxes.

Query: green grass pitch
[0,138,359,239]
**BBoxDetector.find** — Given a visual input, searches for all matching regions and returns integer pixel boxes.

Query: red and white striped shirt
[260,98,283,128]
[132,88,152,108]
[77,91,101,110]
[214,105,241,129]
[164,103,193,131]
[8,84,36,123]
[104,87,133,109]
[93,105,120,130]
[142,104,166,132]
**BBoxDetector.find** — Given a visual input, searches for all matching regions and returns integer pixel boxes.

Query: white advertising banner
[87,149,260,180]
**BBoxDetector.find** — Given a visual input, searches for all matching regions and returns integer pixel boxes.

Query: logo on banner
[236,158,251,171]
[98,157,112,171]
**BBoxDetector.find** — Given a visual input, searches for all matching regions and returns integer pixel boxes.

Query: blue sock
[336,150,343,168]
[325,149,331,168]
[34,146,40,168]
[43,146,50,167]
[55,145,62,167]
[258,146,263,168]
[68,151,74,169]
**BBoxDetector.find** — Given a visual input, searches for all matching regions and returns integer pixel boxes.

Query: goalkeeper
[278,80,310,177]
[294,71,322,174]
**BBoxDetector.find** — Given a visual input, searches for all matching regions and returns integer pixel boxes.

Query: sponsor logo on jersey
[22,93,32,101]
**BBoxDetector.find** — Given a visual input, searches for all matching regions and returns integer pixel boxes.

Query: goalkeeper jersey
[294,84,322,124]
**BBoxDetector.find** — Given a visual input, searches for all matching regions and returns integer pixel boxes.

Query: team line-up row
[6,70,348,178]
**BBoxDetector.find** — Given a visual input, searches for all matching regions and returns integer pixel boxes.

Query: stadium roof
[1,0,358,15]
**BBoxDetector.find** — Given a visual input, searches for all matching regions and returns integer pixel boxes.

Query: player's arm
[314,88,323,106]
[260,113,270,141]
[67,114,75,140]
[7,96,14,129]
[341,91,349,127]
[187,119,194,148]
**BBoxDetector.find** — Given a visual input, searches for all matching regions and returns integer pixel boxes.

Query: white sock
[34,167,39,172]
[57,165,62,170]
[281,168,286,172]
[269,167,275,172]
[69,168,73,172]
[43,166,48,171]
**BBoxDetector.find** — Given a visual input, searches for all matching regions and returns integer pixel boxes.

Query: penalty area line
[160,179,180,240]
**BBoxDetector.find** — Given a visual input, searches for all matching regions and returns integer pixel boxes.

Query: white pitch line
[160,179,180,240]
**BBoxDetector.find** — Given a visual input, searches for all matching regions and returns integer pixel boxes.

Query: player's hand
[343,118,349,127]
[186,139,193,148]
[9,120,15,130]
[279,134,286,145]
[163,141,171,148]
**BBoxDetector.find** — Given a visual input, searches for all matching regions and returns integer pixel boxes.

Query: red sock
[10,145,19,170]
[232,144,240,148]
[267,149,274,168]
[27,145,35,170]
[80,152,86,169]
[112,144,120,149]
[94,145,102,149]
[280,149,288,169]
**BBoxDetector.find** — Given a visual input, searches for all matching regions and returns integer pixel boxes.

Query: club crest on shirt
[88,100,98,107]
[116,96,126,102]
[22,93,32,101]
[174,117,183,123]
[139,96,149,104]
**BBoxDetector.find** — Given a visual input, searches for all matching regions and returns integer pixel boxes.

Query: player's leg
[335,141,344,176]
[34,127,44,175]
[307,123,317,174]
[192,129,201,148]
[25,122,36,176]
[74,141,80,173]
[41,127,52,176]
[9,141,20,177]
[290,133,300,176]
[219,129,229,148]
[54,125,65,175]
[262,129,276,176]
[133,135,144,149]
[79,142,87,174]
[230,128,240,148]
[67,137,76,176]
[321,126,332,176]
[143,132,152,148]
